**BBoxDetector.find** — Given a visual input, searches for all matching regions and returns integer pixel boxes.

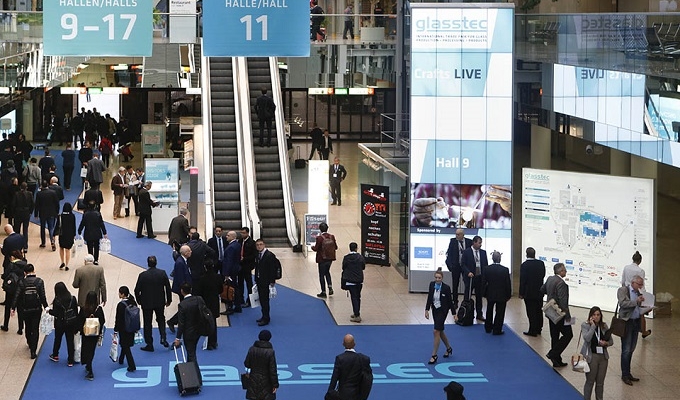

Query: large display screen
[522,168,654,312]
[409,4,514,291]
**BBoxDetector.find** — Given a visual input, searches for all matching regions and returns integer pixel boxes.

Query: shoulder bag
[571,331,590,373]
[609,303,627,338]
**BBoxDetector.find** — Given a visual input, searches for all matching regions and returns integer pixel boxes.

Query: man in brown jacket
[311,222,337,298]
[72,254,107,307]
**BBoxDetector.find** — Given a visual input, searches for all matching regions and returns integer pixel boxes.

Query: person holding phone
[580,306,613,400]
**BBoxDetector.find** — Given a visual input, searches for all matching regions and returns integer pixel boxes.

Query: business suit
[134,266,172,348]
[238,236,257,305]
[329,163,347,206]
[482,263,512,334]
[425,281,453,331]
[444,237,473,308]
[320,134,333,160]
[461,247,488,318]
[86,157,105,189]
[519,258,546,335]
[175,294,206,365]
[207,235,227,264]
[11,188,33,250]
[187,239,215,293]
[77,209,106,263]
[255,94,275,147]
[136,187,156,238]
[255,248,280,324]
[222,239,242,312]
[618,285,642,380]
[83,188,104,211]
[328,350,372,400]
[34,187,60,247]
[541,275,572,363]
[168,215,190,247]
[168,256,191,328]
[72,263,107,308]
[198,268,222,349]
[2,232,24,269]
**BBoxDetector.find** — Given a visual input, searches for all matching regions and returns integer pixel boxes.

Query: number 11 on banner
[203,1,309,57]
[240,15,268,41]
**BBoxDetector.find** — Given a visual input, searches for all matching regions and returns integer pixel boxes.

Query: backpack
[124,300,141,333]
[2,271,20,292]
[320,233,336,261]
[198,301,215,336]
[22,279,42,312]
[265,97,276,119]
[274,258,282,280]
[312,5,325,23]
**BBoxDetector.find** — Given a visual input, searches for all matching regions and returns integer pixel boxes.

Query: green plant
[153,7,163,26]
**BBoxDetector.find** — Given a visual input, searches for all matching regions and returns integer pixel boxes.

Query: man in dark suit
[239,227,257,308]
[254,87,275,147]
[34,181,60,250]
[2,224,24,269]
[540,263,572,368]
[308,123,323,160]
[186,232,215,293]
[329,157,347,206]
[461,235,488,321]
[519,247,546,337]
[173,283,207,366]
[134,256,172,351]
[482,251,511,335]
[328,334,373,400]
[168,208,190,248]
[136,181,158,239]
[445,228,473,310]
[207,225,226,264]
[319,129,333,160]
[48,177,64,201]
[254,238,280,326]
[83,186,104,211]
[168,245,192,332]
[222,231,242,314]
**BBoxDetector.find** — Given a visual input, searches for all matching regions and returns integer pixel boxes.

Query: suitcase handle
[174,343,187,363]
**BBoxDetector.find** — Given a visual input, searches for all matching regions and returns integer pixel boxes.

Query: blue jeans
[621,317,641,378]
[39,217,56,246]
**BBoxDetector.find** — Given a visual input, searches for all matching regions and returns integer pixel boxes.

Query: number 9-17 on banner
[203,1,310,57]
[44,0,152,57]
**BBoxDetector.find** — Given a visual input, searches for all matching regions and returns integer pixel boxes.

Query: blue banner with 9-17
[203,0,310,57]
[44,0,153,57]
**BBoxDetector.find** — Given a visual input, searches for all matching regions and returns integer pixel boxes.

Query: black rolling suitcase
[456,277,475,327]
[174,345,202,396]
[295,146,306,169]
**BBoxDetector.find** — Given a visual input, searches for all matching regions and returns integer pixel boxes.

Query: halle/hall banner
[203,0,310,57]
[361,184,390,266]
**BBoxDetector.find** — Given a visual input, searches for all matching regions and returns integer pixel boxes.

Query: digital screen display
[409,5,513,286]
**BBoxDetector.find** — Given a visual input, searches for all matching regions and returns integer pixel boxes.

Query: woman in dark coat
[114,286,137,372]
[244,330,279,400]
[48,281,79,365]
[77,203,107,264]
[424,268,454,364]
[79,290,105,381]
[57,202,77,270]
[199,259,222,350]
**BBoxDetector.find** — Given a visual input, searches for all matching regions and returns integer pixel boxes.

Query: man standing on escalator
[255,87,276,147]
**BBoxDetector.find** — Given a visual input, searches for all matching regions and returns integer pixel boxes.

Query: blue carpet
[23,284,583,400]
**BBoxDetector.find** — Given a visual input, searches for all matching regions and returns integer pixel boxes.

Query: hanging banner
[361,184,390,266]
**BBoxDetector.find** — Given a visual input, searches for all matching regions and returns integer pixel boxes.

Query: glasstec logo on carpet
[112,362,488,388]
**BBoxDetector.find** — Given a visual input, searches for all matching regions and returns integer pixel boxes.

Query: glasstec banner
[409,4,514,292]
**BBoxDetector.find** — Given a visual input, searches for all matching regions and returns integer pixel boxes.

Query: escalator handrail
[269,57,300,246]
[201,46,216,237]
[236,57,262,240]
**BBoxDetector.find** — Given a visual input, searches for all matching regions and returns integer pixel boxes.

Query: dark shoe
[444,347,453,358]
[523,331,537,337]
[328,288,334,296]
[220,311,230,315]
[628,376,640,382]
[30,351,37,359]
[242,303,251,308]
[493,331,505,336]
[167,322,175,333]
[148,235,157,239]
[485,329,492,334]
[118,355,124,365]
[642,330,652,338]
[17,329,23,335]
[0,302,4,306]
[552,359,567,368]
[225,309,235,316]
[39,244,46,248]
[86,372,94,381]
[317,292,327,298]
[256,318,263,323]
[140,345,154,352]
[127,367,136,372]
[51,243,56,251]
[160,340,169,348]
[622,377,633,386]
[476,317,486,322]
[337,203,341,206]
[428,355,438,365]
[206,345,216,350]
[331,202,336,205]
[49,354,59,362]
[257,319,269,326]
[0,326,8,332]
[59,263,65,269]
[93,261,98,265]
[136,235,144,238]
[65,267,69,271]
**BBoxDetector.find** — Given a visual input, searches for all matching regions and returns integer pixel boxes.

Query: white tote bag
[99,238,111,254]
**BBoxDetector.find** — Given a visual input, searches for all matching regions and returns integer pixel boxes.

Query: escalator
[210,57,242,230]
[246,57,288,246]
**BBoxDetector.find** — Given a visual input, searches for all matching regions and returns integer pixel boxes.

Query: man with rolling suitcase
[173,283,206,394]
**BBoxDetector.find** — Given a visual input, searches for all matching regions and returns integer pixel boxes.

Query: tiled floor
[0,142,678,399]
